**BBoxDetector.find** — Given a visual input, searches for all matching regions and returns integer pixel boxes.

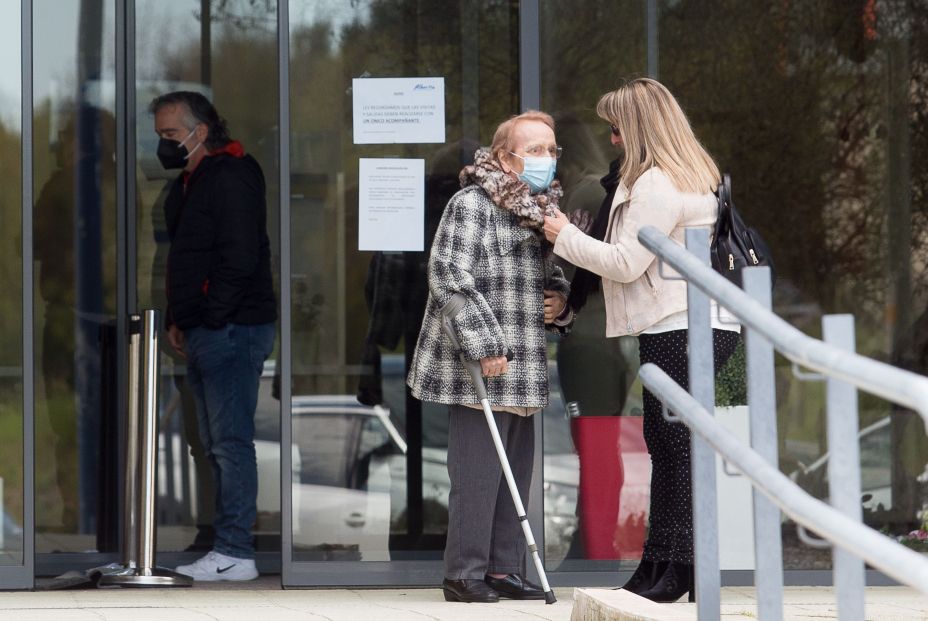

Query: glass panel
[33,0,117,554]
[288,0,518,563]
[0,1,23,567]
[539,0,647,574]
[541,0,928,573]
[133,0,281,554]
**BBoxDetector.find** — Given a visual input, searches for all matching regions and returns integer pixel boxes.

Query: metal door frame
[31,0,132,579]
[0,0,34,590]
[278,0,549,588]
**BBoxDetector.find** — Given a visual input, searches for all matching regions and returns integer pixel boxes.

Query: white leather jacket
[554,166,728,337]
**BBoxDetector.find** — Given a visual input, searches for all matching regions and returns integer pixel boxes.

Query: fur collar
[459,148,562,231]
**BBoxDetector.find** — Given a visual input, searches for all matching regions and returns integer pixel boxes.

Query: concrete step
[571,586,928,620]
[571,589,696,621]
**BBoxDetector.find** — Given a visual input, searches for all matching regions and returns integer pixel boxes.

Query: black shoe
[638,562,694,603]
[442,578,500,603]
[616,559,668,594]
[484,574,545,600]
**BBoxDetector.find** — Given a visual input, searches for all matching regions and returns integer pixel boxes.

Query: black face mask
[157,129,197,170]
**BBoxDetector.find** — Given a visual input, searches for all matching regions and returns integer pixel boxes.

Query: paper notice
[358,158,425,252]
[353,77,445,144]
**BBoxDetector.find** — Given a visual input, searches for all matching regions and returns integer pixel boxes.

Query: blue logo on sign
[414,83,436,91]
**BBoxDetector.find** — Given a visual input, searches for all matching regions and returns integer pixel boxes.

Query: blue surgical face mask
[509,152,556,193]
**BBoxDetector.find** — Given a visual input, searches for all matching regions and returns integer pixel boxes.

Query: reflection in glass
[540,0,928,572]
[540,0,647,571]
[33,0,117,553]
[134,0,281,554]
[0,1,23,566]
[288,0,518,561]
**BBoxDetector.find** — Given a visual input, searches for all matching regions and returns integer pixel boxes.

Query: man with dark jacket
[151,91,276,581]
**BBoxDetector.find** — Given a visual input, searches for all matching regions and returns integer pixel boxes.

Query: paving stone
[0,584,925,620]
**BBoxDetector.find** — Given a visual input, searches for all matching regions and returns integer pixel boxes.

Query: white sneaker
[175,550,258,582]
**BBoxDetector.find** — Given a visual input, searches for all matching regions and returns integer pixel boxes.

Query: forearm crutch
[440,294,557,605]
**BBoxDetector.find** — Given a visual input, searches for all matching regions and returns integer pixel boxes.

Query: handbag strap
[714,173,732,237]
[722,175,750,235]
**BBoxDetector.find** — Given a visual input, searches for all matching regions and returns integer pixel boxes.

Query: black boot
[638,562,694,603]
[616,559,667,594]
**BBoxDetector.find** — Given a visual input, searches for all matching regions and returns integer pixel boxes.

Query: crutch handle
[440,293,489,402]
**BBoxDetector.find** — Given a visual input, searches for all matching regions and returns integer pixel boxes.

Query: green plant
[716,340,747,407]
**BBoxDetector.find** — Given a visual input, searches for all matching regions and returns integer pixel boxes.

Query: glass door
[282,0,520,585]
[32,0,120,561]
[132,0,282,564]
[30,0,284,574]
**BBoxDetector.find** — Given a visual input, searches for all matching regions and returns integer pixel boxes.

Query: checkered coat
[407,185,570,409]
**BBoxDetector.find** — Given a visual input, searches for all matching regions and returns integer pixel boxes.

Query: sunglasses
[610,124,621,137]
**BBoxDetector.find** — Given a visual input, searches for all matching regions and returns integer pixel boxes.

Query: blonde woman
[543,79,740,603]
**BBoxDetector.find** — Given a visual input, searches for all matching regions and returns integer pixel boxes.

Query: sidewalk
[1,581,926,620]
[1,581,575,621]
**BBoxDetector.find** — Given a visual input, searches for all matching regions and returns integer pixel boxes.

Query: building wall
[1,0,927,584]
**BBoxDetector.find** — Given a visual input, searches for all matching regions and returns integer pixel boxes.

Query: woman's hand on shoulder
[567,209,593,234]
[543,208,570,243]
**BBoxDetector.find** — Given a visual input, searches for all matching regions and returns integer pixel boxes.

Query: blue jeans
[184,322,275,559]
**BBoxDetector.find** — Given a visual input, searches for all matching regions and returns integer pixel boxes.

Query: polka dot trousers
[638,328,740,564]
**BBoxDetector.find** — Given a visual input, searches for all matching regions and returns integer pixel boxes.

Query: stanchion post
[122,314,142,568]
[102,309,191,587]
[137,309,159,574]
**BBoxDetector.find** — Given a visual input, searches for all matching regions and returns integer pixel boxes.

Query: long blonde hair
[596,78,720,194]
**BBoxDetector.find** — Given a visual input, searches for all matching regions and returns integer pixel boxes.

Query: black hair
[149,91,231,150]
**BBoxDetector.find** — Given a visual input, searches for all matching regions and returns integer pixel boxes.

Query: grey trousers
[444,404,535,580]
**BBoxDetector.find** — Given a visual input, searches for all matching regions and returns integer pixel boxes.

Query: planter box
[715,405,755,570]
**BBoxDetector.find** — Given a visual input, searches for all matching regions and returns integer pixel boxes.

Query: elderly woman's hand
[543,208,570,244]
[480,355,509,378]
[543,289,567,324]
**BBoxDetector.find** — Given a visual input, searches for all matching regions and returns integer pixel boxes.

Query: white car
[256,396,408,561]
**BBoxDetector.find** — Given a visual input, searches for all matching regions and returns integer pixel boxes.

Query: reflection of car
[788,416,892,512]
[256,392,643,563]
[256,396,409,561]
[162,357,646,562]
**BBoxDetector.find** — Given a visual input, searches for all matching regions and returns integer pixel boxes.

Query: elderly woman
[408,110,572,604]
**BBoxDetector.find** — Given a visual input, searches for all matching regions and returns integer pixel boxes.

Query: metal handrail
[638,225,928,429]
[639,363,928,593]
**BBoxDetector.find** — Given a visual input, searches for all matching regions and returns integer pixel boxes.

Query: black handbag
[710,174,775,287]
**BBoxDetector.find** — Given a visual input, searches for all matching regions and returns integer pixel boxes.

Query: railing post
[822,314,865,620]
[639,362,928,596]
[685,228,721,619]
[741,267,783,621]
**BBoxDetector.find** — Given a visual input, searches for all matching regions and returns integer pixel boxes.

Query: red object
[184,140,246,186]
[570,416,649,560]
[208,140,245,159]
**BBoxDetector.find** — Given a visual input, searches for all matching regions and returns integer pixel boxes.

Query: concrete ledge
[570,588,696,621]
